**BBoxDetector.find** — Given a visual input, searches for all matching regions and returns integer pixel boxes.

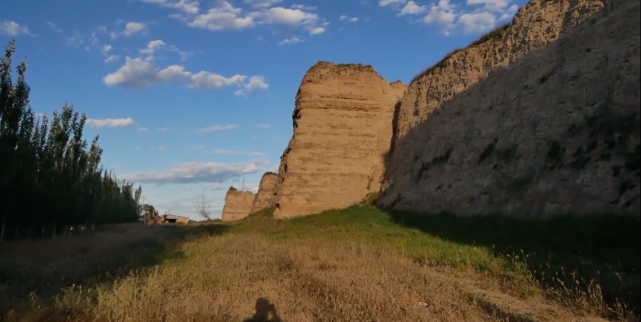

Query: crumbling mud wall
[273,62,406,219]
[379,0,640,217]
[250,172,279,214]
[221,187,255,222]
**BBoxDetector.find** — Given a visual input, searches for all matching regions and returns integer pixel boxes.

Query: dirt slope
[379,0,640,216]
[221,187,255,222]
[273,62,406,219]
[250,172,278,214]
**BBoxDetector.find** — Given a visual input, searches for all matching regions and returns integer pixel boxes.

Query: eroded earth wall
[221,187,255,222]
[379,0,640,216]
[273,62,406,219]
[250,172,279,214]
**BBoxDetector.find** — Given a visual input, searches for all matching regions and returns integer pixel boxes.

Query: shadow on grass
[0,223,230,318]
[388,209,641,313]
[242,298,285,322]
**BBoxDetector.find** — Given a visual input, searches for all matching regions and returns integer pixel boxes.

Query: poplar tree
[0,39,143,240]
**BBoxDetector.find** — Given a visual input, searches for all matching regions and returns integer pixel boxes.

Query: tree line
[0,39,142,241]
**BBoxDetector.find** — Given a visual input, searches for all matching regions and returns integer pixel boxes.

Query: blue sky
[2,0,525,220]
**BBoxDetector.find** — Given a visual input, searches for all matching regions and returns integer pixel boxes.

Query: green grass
[2,206,639,320]
[233,205,640,314]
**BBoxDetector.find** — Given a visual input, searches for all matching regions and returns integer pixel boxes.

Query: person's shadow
[242,297,284,322]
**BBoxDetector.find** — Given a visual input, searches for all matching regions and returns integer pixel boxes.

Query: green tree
[0,39,143,240]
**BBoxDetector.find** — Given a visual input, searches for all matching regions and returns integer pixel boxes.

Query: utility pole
[242,179,245,191]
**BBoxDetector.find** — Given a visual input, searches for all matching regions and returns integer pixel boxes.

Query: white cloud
[141,0,200,13]
[211,149,265,156]
[278,36,302,45]
[123,22,146,36]
[260,7,318,25]
[378,0,406,6]
[243,76,268,92]
[47,21,63,33]
[86,117,135,128]
[122,159,269,185]
[53,26,120,62]
[203,183,230,191]
[188,2,254,31]
[204,182,260,192]
[140,39,166,54]
[138,127,149,131]
[234,76,269,95]
[65,31,84,47]
[499,4,518,20]
[100,44,120,63]
[423,0,457,25]
[103,57,268,92]
[339,15,359,22]
[158,127,170,131]
[309,27,325,35]
[458,11,495,33]
[399,1,425,15]
[104,55,119,62]
[467,0,510,12]
[166,1,327,36]
[0,21,30,36]
[291,4,316,11]
[256,123,269,128]
[383,0,519,35]
[139,39,193,61]
[94,21,141,40]
[198,124,236,133]
[244,0,282,8]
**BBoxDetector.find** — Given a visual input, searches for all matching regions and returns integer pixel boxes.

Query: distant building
[162,214,190,224]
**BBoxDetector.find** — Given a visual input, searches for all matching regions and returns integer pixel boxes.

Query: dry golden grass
[0,207,638,322]
[0,234,602,322]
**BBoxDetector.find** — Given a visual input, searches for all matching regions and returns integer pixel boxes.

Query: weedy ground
[0,206,638,322]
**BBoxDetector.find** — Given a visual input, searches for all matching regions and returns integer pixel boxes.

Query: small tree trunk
[53,224,57,239]
[0,223,4,241]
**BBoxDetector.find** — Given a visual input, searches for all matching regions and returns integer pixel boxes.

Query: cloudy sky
[2,0,524,219]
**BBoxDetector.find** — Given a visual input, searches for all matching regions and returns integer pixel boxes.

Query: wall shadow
[379,0,640,314]
[388,210,640,313]
[242,297,285,322]
[0,222,230,316]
